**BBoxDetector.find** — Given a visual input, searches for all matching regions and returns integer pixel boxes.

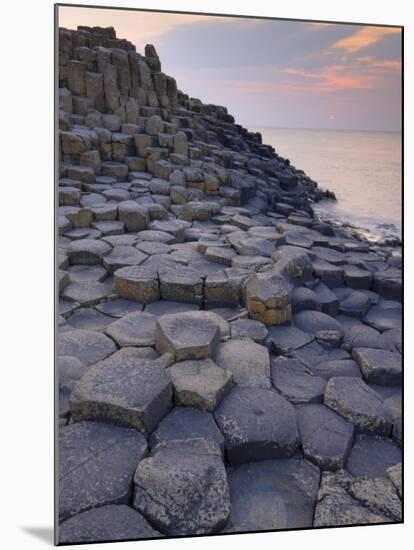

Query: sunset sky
[58,6,402,132]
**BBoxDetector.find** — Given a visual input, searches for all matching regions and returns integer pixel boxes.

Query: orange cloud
[332,26,401,52]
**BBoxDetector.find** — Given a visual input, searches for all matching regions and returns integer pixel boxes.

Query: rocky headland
[57,25,402,544]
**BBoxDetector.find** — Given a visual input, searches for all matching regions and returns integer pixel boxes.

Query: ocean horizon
[252,126,402,240]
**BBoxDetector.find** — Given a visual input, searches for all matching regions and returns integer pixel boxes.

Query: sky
[58,6,402,132]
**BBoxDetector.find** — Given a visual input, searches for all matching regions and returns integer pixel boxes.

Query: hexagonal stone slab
[294,310,344,336]
[229,318,268,343]
[113,265,160,303]
[297,404,354,470]
[352,348,402,386]
[309,359,361,380]
[103,245,147,273]
[214,338,271,388]
[149,407,224,452]
[346,434,401,478]
[363,305,401,332]
[70,354,172,433]
[105,312,157,347]
[342,324,384,351]
[95,298,143,318]
[324,377,391,436]
[158,265,204,304]
[268,324,313,354]
[133,438,230,535]
[214,386,299,463]
[58,355,88,417]
[271,356,326,404]
[168,359,234,411]
[225,458,320,532]
[62,281,112,306]
[67,308,113,331]
[59,504,162,543]
[58,329,117,366]
[155,311,221,361]
[59,421,147,521]
[67,238,112,265]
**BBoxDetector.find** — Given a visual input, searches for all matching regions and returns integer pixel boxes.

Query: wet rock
[105,311,157,347]
[59,504,162,544]
[324,377,391,436]
[59,421,147,521]
[214,386,299,463]
[214,338,271,388]
[352,348,402,386]
[155,311,221,361]
[346,434,401,478]
[168,358,234,411]
[58,329,116,366]
[297,404,354,470]
[133,438,230,535]
[70,354,172,433]
[226,458,320,532]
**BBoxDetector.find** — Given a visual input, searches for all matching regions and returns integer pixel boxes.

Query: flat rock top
[214,386,299,463]
[226,458,320,532]
[59,421,147,521]
[58,329,117,366]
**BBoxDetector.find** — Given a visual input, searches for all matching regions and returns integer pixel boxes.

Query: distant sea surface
[253,127,402,240]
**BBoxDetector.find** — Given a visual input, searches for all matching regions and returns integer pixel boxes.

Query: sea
[252,127,402,242]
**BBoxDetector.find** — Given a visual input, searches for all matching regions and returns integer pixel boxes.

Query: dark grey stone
[59,505,162,543]
[271,356,326,404]
[353,347,402,386]
[133,438,230,535]
[297,404,354,470]
[214,386,299,463]
[58,329,117,366]
[59,421,147,521]
[346,434,401,478]
[105,311,157,347]
[149,407,225,452]
[324,377,391,436]
[70,354,172,433]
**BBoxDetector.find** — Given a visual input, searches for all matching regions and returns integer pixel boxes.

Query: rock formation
[57,25,402,543]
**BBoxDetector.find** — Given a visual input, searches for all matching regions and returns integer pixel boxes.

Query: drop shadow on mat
[21,527,54,544]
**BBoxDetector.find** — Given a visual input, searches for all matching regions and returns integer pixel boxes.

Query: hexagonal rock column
[245,270,292,326]
[133,438,230,535]
[158,265,204,305]
[155,311,221,361]
[58,329,117,366]
[214,386,300,463]
[113,265,160,302]
[59,421,147,521]
[296,404,354,470]
[67,238,112,265]
[70,355,172,434]
[324,376,391,436]
[352,347,402,386]
[168,359,234,411]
